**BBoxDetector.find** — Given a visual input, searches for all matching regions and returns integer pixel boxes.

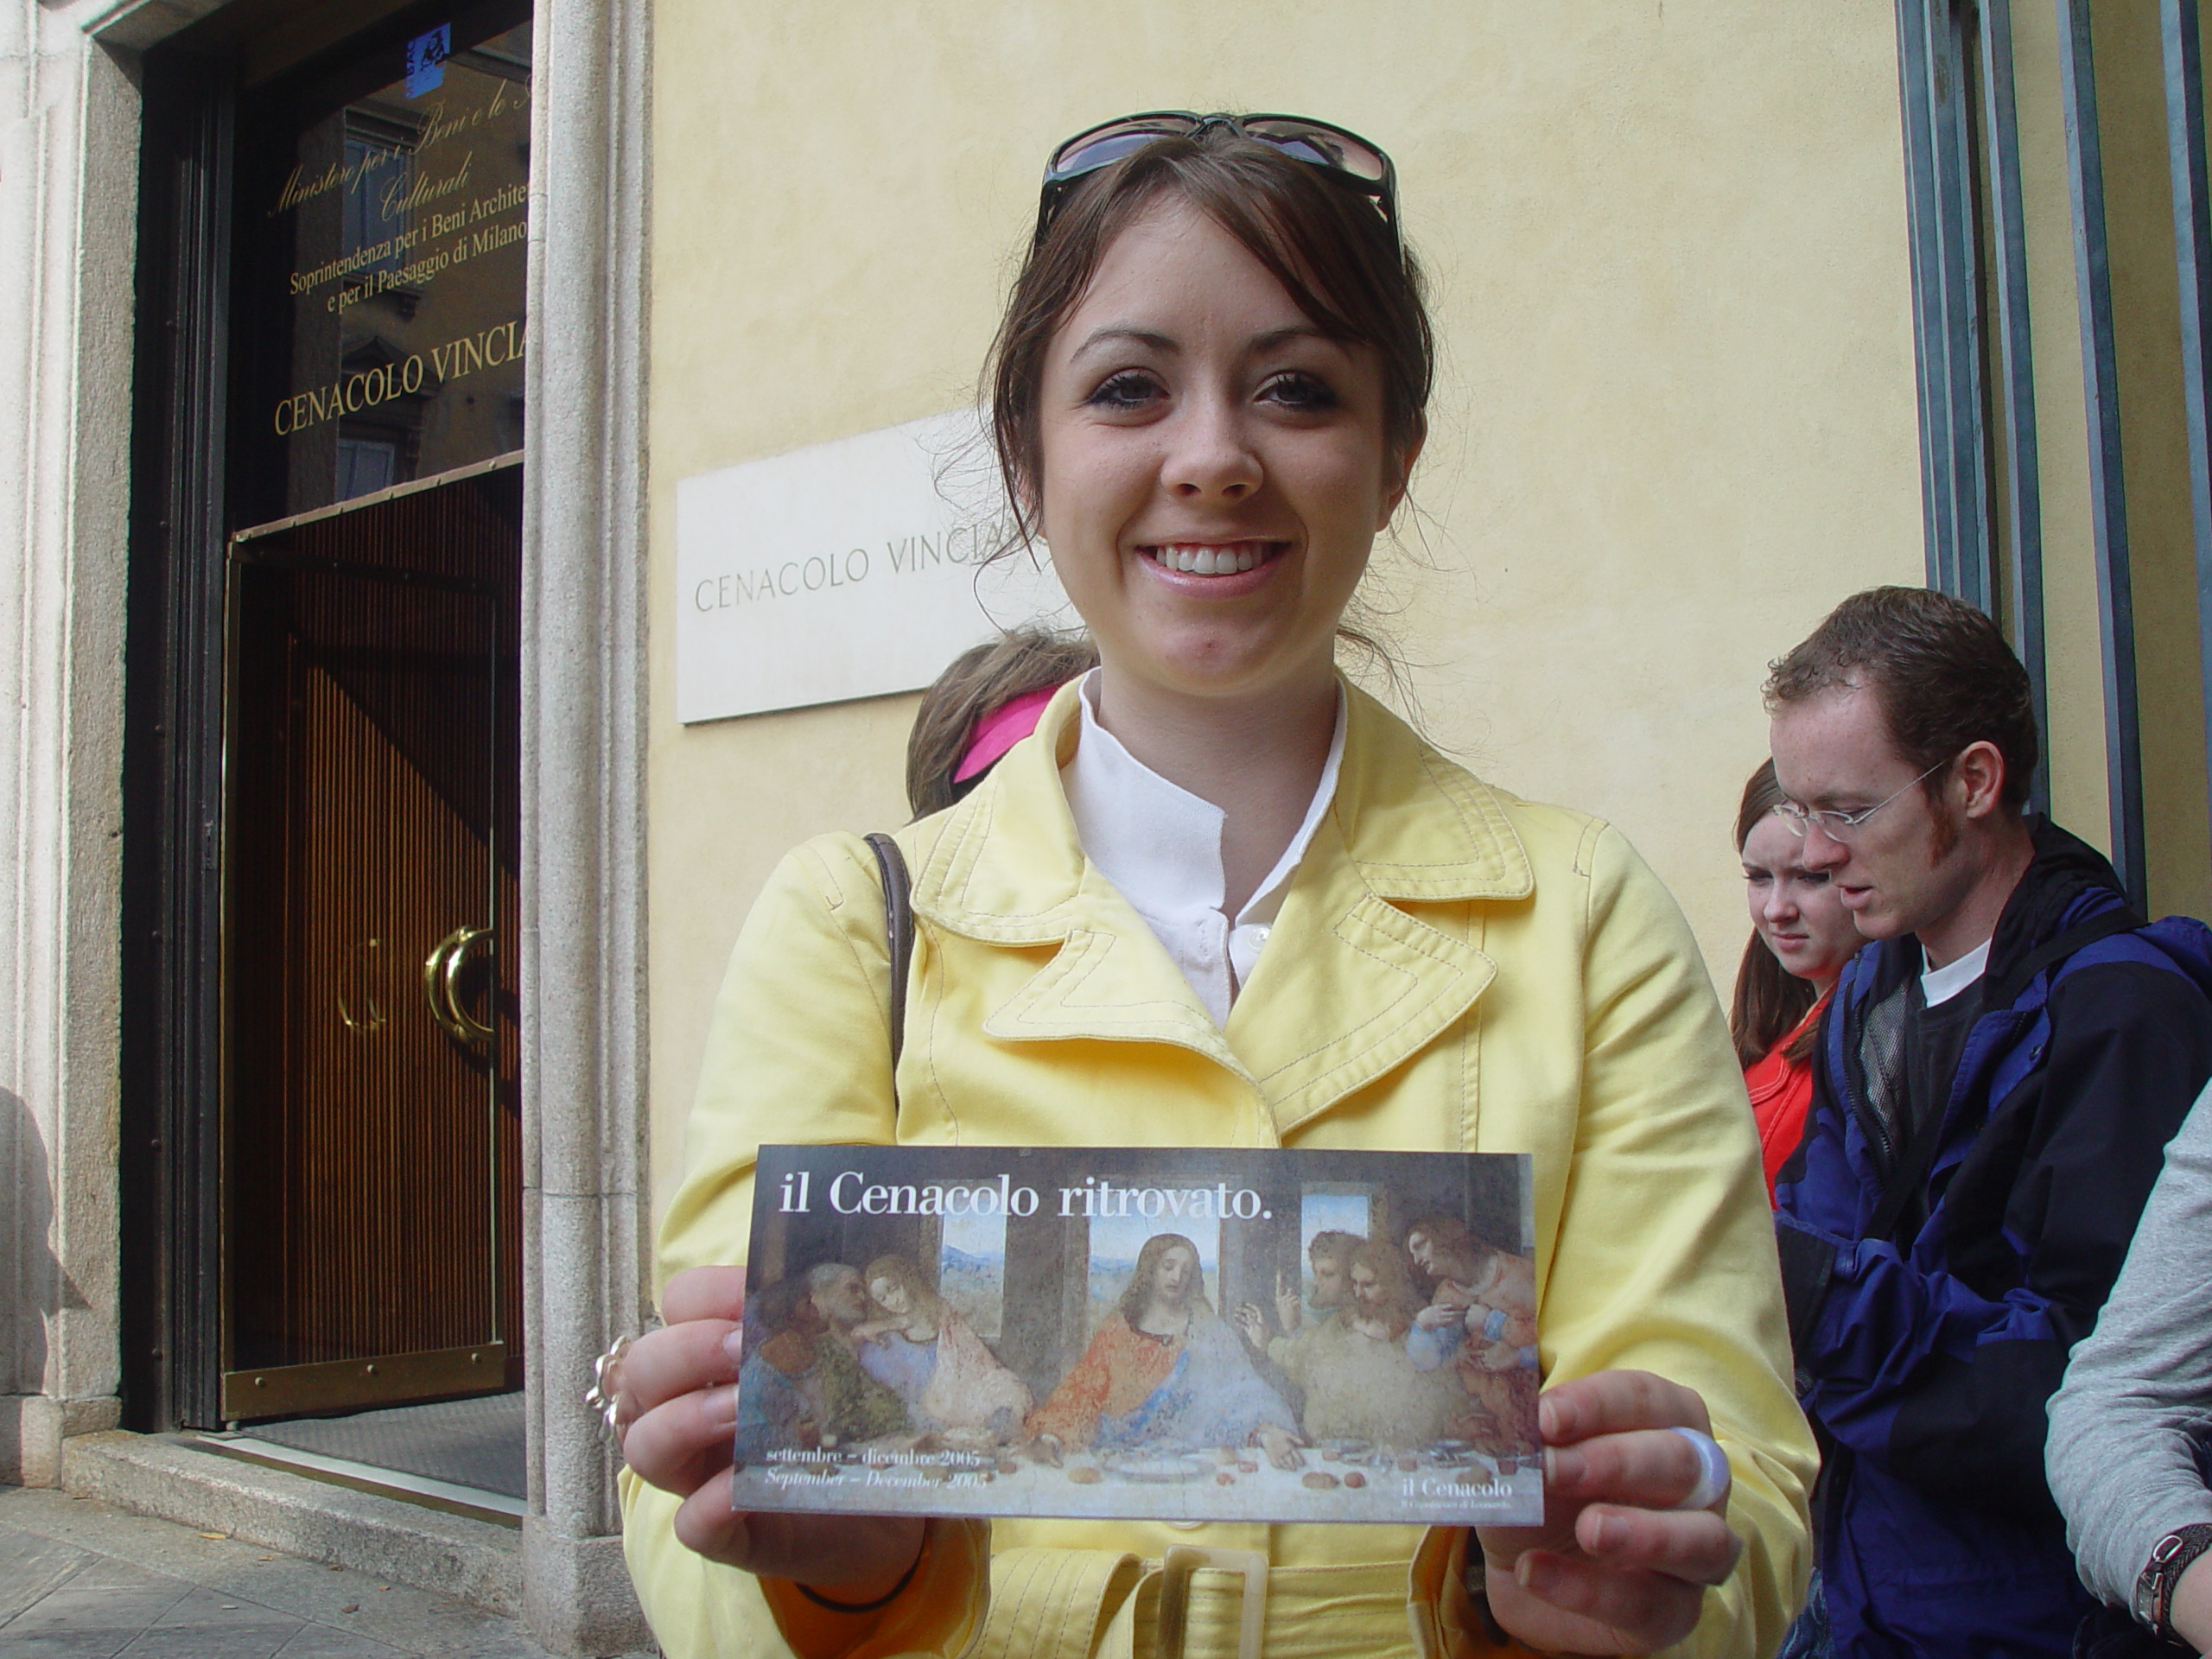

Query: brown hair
[861,1253,942,1319]
[1764,587,2038,812]
[1730,759,1821,1069]
[1119,1233,1207,1325]
[906,628,1098,817]
[1306,1229,1363,1271]
[984,121,1433,552]
[1346,1237,1420,1338]
[1404,1214,1491,1289]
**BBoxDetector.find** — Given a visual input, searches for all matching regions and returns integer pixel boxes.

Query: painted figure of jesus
[1028,1234,1303,1469]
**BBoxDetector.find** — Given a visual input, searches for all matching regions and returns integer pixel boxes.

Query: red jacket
[1743,991,1828,1203]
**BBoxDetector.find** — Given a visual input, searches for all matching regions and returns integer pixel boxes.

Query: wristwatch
[2133,1522,2212,1645]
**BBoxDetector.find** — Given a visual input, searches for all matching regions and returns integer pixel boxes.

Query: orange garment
[1026,1314,1180,1447]
[1744,991,1831,1203]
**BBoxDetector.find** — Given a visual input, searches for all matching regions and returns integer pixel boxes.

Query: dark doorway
[123,0,531,1432]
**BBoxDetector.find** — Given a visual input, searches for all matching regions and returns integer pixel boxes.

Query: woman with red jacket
[1731,760,1862,1199]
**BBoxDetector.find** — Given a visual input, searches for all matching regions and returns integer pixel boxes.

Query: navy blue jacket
[1775,821,2212,1659]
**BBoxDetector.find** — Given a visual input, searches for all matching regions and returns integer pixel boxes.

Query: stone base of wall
[0,1395,122,1486]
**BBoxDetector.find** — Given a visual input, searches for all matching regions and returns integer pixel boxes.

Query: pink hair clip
[953,684,1062,784]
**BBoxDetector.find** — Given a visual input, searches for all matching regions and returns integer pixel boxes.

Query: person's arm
[2047,1081,2212,1614]
[622,838,991,1659]
[1463,819,1815,1659]
[1023,1322,1116,1450]
[1779,961,2212,1516]
[1405,1315,1461,1371]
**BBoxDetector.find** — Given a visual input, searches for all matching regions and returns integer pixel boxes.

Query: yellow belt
[978,1546,1417,1659]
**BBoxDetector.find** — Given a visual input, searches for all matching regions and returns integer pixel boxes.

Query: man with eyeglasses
[1761,585,2212,1659]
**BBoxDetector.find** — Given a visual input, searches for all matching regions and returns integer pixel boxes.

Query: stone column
[0,0,168,1488]
[518,0,653,1649]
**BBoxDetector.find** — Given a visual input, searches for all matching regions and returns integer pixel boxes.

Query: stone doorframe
[515,0,653,1647]
[3,0,653,1651]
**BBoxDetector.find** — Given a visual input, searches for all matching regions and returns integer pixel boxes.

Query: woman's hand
[1474,1370,1743,1656]
[620,1266,925,1595]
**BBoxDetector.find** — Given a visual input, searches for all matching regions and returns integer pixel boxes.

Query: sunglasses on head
[1034,111,1400,251]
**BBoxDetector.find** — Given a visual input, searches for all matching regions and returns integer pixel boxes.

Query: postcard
[729,1144,1542,1528]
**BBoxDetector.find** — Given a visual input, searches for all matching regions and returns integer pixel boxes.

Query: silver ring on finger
[1666,1427,1732,1511]
[585,1333,638,1446]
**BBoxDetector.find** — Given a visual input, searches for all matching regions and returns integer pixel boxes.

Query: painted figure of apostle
[1242,1238,1460,1448]
[1405,1216,1540,1459]
[849,1252,1032,1438]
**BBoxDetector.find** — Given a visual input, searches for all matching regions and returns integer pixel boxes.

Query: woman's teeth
[1150,543,1266,575]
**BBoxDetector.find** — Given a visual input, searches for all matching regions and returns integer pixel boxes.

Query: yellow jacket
[621,682,1814,1659]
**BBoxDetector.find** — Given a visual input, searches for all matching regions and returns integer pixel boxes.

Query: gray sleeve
[2047,1080,2212,1608]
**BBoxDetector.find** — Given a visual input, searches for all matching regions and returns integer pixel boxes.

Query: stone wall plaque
[675,410,1071,722]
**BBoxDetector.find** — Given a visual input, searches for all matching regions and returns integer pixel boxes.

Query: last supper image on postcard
[729,1143,1541,1528]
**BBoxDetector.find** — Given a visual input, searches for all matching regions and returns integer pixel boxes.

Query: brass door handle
[340,937,389,1033]
[423,925,495,1045]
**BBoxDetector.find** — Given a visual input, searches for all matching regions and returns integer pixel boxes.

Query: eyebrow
[1065,322,1338,359]
[1069,324,1177,358]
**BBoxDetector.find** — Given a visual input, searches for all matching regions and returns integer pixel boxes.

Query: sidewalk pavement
[0,1484,657,1657]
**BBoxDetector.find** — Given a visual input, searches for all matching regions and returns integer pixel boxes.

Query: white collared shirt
[1060,672,1347,1027]
[1921,938,1991,1007]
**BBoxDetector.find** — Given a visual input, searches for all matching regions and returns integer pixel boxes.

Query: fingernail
[1537,1396,1560,1442]
[1548,1446,1584,1487]
[722,1330,747,1367]
[1516,1553,1559,1597]
[703,1385,739,1429]
[1591,1514,1627,1553]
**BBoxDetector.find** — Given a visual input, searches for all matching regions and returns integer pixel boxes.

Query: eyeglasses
[1036,111,1399,251]
[1771,759,1951,842]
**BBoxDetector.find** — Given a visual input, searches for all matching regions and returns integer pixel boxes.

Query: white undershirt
[1060,672,1347,1028]
[1920,937,1992,1007]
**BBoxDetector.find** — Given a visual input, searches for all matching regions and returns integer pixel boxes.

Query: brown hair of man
[1763,586,2038,816]
[1404,1213,1494,1292]
[1117,1233,1209,1325]
[1346,1237,1420,1339]
[1308,1230,1362,1272]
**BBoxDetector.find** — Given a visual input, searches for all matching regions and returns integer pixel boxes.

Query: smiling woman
[614,114,1814,1659]
[1033,201,1398,733]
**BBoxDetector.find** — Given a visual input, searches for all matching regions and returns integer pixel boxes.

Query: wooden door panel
[224,467,520,1420]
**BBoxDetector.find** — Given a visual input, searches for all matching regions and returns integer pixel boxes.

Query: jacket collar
[906,680,1532,1133]
[1844,816,2135,1017]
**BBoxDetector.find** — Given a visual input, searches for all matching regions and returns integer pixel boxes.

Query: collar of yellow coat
[904,679,1535,1128]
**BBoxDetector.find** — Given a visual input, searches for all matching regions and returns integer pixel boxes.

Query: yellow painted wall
[2012,0,2114,855]
[2086,0,2211,922]
[644,3,1925,1220]
[2007,0,2212,921]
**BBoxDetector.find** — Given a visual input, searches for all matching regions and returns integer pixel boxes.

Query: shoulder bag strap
[863,834,915,1092]
[1866,906,2143,1243]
